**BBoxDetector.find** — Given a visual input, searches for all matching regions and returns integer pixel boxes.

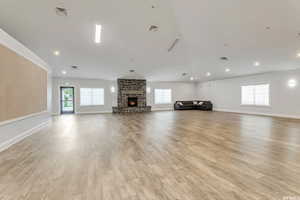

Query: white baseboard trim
[0,111,48,127]
[214,108,300,119]
[76,111,112,114]
[0,119,51,152]
[77,109,174,113]
[151,107,174,111]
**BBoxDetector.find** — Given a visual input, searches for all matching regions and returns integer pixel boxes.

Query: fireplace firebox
[128,97,138,107]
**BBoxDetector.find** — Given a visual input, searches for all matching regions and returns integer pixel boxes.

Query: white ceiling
[0,0,300,81]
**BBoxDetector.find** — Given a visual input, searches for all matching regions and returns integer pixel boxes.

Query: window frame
[241,84,270,107]
[154,89,172,105]
[80,88,105,106]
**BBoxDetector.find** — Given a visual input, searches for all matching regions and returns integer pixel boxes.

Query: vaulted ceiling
[0,0,300,81]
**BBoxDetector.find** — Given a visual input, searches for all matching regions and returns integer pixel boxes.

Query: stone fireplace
[112,79,151,113]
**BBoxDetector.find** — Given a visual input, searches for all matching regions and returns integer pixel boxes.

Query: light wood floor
[1,111,300,200]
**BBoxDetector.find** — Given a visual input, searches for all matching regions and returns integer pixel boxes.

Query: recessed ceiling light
[288,79,297,88]
[225,68,231,72]
[61,70,67,75]
[190,77,194,81]
[297,53,300,57]
[95,24,102,43]
[206,72,211,77]
[254,61,260,66]
[54,51,60,56]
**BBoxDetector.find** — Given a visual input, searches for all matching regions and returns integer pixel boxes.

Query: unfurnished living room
[1,0,300,200]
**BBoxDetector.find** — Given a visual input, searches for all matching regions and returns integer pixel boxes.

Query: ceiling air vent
[220,57,229,61]
[149,25,158,32]
[168,38,180,52]
[55,7,68,16]
[71,66,79,70]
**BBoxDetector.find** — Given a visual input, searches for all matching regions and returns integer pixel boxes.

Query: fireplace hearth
[112,79,151,113]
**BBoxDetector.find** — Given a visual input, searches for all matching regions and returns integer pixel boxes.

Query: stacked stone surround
[112,79,151,113]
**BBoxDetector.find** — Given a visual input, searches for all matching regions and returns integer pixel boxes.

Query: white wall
[52,78,197,113]
[0,28,52,151]
[52,77,117,114]
[147,82,197,110]
[196,69,300,118]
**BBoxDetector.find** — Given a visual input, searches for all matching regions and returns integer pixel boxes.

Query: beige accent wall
[0,44,47,123]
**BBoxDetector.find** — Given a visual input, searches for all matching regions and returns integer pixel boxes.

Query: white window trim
[240,84,271,107]
[80,88,105,106]
[154,89,172,105]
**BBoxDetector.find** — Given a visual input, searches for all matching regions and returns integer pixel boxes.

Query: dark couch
[174,100,213,111]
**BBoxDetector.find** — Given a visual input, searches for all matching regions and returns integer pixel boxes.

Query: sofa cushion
[177,102,183,106]
[182,101,193,105]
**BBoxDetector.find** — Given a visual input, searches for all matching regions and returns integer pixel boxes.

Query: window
[154,89,172,104]
[241,84,269,106]
[80,88,104,106]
